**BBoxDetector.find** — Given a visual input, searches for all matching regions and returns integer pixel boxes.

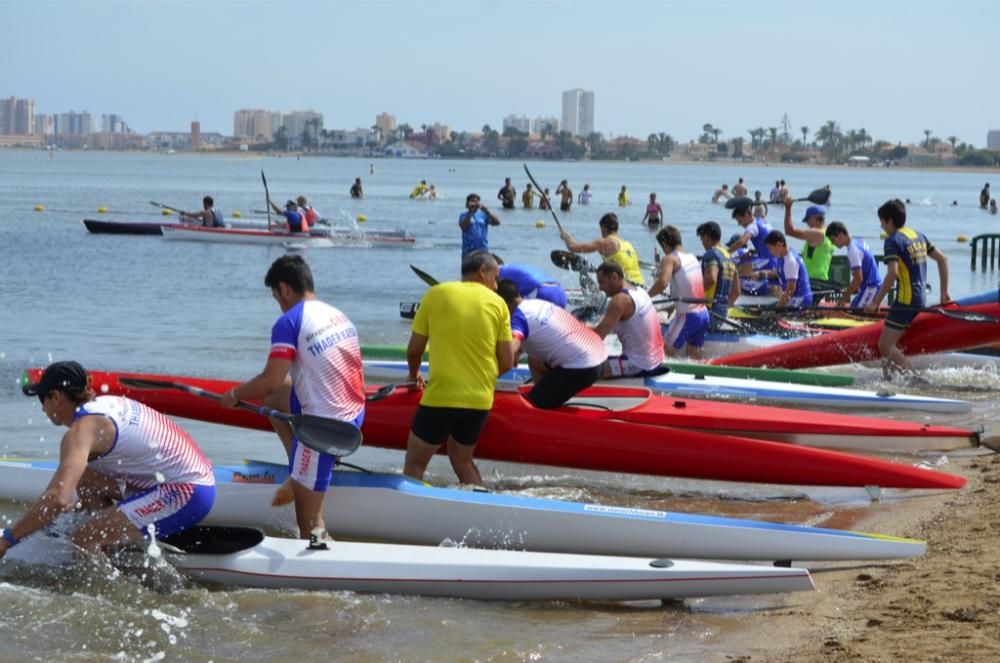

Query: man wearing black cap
[782,193,834,280]
[268,196,308,234]
[0,362,215,560]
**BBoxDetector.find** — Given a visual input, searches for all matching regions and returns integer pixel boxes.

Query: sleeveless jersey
[802,235,835,280]
[269,299,366,422]
[511,299,608,369]
[613,288,663,371]
[78,396,213,489]
[777,249,814,304]
[883,227,933,307]
[701,246,736,313]
[847,238,882,290]
[743,217,775,262]
[604,236,645,286]
[671,252,707,314]
[209,208,225,228]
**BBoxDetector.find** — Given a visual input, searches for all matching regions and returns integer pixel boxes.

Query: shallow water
[1,150,997,661]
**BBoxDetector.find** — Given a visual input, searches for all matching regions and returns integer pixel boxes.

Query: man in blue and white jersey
[763,230,813,309]
[825,221,882,308]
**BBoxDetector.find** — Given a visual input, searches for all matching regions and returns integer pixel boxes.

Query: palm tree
[647,133,658,153]
[800,126,809,147]
[923,129,932,149]
[370,124,383,145]
[948,135,958,151]
[711,126,722,144]
[702,123,716,143]
[780,113,791,142]
[768,127,778,148]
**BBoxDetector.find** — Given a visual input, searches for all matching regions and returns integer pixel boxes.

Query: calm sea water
[0,150,997,662]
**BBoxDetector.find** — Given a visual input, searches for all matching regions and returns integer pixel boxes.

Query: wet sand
[727,452,1000,662]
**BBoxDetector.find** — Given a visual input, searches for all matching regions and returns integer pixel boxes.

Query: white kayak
[161,225,415,248]
[363,360,972,415]
[159,525,815,601]
[0,459,927,562]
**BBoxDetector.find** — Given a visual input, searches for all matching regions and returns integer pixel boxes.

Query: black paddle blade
[930,308,998,324]
[366,382,414,402]
[804,186,832,206]
[410,265,439,287]
[724,195,753,210]
[551,250,588,272]
[293,414,363,456]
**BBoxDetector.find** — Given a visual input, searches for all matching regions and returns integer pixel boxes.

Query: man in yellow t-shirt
[403,252,515,486]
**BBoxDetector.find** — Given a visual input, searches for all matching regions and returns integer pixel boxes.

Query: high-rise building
[101,114,129,134]
[283,110,324,145]
[532,116,559,135]
[502,114,531,134]
[54,110,94,136]
[234,109,281,142]
[375,112,396,143]
[561,89,595,137]
[34,114,54,136]
[0,97,35,134]
[191,121,201,149]
[988,130,1000,150]
[428,122,451,142]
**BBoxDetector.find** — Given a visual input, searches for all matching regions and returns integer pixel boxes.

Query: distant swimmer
[427,184,437,200]
[711,184,731,203]
[181,195,226,228]
[618,185,629,207]
[350,177,363,199]
[641,193,664,227]
[981,183,991,209]
[497,177,516,210]
[556,180,573,212]
[539,188,551,211]
[522,183,535,209]
[732,177,748,197]
[369,163,375,175]
[950,200,959,207]
[752,190,768,218]
[578,183,593,206]
[409,180,429,199]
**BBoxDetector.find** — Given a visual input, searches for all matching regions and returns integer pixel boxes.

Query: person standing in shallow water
[641,193,664,227]
[556,180,573,212]
[522,183,535,209]
[497,177,516,210]
[459,193,501,261]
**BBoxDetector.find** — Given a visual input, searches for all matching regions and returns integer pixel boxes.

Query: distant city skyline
[2,1,999,146]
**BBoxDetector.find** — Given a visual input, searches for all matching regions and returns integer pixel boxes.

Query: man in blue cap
[782,193,834,281]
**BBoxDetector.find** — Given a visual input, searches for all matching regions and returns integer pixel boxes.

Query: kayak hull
[163,526,815,600]
[0,459,926,561]
[84,219,413,246]
[160,224,415,247]
[22,369,968,489]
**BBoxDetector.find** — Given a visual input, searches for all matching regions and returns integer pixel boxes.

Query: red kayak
[712,301,1000,369]
[22,369,966,490]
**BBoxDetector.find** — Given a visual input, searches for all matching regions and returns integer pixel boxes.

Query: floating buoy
[535,219,545,228]
[97,207,107,214]
[957,234,968,243]
[357,214,367,223]
[162,209,172,215]
[232,210,242,218]
[33,204,43,212]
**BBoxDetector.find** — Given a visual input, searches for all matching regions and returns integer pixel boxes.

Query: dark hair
[465,193,480,204]
[203,196,214,208]
[655,225,683,249]
[731,206,751,219]
[598,213,619,232]
[764,230,787,247]
[265,254,315,294]
[595,262,624,279]
[460,250,497,276]
[825,221,848,239]
[877,199,907,228]
[696,221,722,242]
[497,278,521,305]
[780,180,786,186]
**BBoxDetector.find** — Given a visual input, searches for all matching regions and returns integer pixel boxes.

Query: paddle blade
[724,195,753,210]
[930,308,998,324]
[804,186,832,206]
[366,382,415,402]
[550,249,588,272]
[410,265,439,287]
[293,414,363,456]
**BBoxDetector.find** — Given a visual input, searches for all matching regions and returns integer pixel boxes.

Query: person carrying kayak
[459,193,501,261]
[403,251,515,486]
[763,230,813,309]
[649,225,710,359]
[696,221,739,331]
[181,195,225,228]
[641,193,664,227]
[1,361,215,560]
[825,221,882,308]
[865,199,950,377]
[267,197,308,234]
[498,279,608,408]
[499,263,568,308]
[591,262,664,377]
[561,212,646,286]
[220,255,366,540]
[782,195,834,280]
[728,197,780,296]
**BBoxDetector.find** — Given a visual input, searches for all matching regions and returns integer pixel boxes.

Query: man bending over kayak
[825,221,882,309]
[649,226,710,359]
[763,230,813,309]
[592,262,664,378]
[1,361,215,560]
[498,263,568,308]
[498,279,608,408]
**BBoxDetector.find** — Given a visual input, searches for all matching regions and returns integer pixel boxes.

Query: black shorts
[526,364,604,410]
[560,202,571,212]
[885,305,921,331]
[410,405,490,446]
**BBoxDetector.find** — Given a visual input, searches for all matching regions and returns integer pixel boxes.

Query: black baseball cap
[22,361,90,399]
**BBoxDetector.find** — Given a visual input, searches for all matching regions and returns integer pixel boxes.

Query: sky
[3,0,999,146]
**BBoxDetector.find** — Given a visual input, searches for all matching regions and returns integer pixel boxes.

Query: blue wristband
[1,528,17,547]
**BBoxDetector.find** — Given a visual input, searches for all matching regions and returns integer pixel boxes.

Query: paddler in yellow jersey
[618,185,629,207]
[409,180,429,199]
[560,212,646,286]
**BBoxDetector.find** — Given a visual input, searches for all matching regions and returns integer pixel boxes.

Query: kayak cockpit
[160,526,264,555]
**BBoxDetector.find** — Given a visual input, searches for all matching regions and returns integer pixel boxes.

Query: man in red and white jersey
[497,279,608,409]
[591,262,665,378]
[221,255,366,540]
[1,361,215,560]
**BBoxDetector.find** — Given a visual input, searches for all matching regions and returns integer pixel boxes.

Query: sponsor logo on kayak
[232,471,277,484]
[583,504,667,519]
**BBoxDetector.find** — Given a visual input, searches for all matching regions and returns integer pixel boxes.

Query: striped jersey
[776,249,814,305]
[78,396,214,489]
[613,288,664,371]
[511,299,608,369]
[270,299,366,422]
[700,246,736,311]
[883,228,932,307]
[743,217,775,263]
[670,252,707,314]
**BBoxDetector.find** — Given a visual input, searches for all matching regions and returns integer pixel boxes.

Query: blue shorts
[850,286,879,309]
[663,309,710,350]
[535,283,568,309]
[885,304,922,331]
[120,483,216,538]
[289,409,365,492]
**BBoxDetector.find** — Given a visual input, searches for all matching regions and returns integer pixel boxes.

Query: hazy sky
[4,0,998,145]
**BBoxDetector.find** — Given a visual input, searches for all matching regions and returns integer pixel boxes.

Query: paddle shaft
[756,304,997,323]
[261,170,271,231]
[523,164,564,232]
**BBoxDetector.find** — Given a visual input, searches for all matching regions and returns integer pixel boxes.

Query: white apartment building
[561,89,594,137]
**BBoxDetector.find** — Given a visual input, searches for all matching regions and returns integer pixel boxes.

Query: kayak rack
[971,234,1000,271]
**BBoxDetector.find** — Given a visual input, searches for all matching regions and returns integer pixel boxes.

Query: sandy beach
[726,451,1000,662]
